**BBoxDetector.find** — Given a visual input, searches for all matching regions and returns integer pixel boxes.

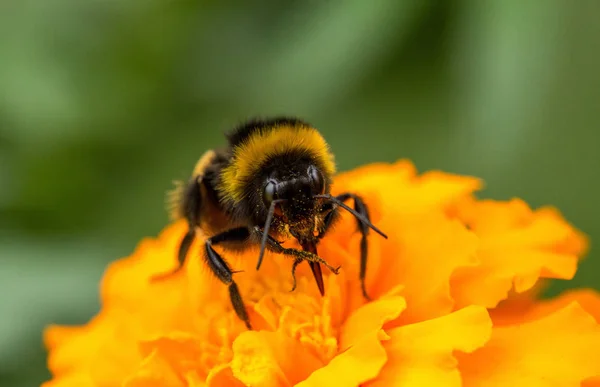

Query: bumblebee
[155,117,387,329]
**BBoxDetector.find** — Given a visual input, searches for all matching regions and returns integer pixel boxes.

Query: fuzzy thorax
[218,125,336,203]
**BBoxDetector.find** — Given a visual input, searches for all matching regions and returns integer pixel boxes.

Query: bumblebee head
[262,163,332,241]
[219,118,387,273]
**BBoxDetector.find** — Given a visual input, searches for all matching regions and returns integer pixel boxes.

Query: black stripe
[226,117,311,148]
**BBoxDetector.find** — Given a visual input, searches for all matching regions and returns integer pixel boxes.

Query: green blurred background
[1,1,599,386]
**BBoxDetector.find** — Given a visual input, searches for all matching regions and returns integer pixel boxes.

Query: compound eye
[308,165,325,195]
[263,180,278,205]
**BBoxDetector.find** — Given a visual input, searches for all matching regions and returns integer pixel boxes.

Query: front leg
[322,193,373,300]
[253,226,340,294]
[205,227,252,329]
[152,176,203,282]
[253,226,340,273]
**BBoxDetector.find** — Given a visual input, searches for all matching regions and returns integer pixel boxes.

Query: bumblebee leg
[205,227,252,329]
[152,176,204,281]
[151,230,195,281]
[253,227,339,295]
[285,249,340,275]
[177,230,196,269]
[336,192,372,300]
[253,227,340,275]
[289,258,302,292]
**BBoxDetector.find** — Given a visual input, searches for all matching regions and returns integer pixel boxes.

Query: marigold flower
[44,160,600,386]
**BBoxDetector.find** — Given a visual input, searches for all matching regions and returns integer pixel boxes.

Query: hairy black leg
[289,258,303,292]
[205,227,252,329]
[336,192,372,300]
[253,227,340,275]
[253,226,339,296]
[317,203,338,241]
[152,177,203,281]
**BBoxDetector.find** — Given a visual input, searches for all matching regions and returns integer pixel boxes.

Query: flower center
[183,241,349,379]
[245,266,342,363]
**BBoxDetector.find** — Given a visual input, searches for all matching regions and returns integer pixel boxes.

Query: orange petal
[296,330,389,387]
[231,331,323,387]
[583,376,600,387]
[206,364,245,387]
[368,305,491,387]
[296,297,406,387]
[137,333,206,379]
[326,161,414,242]
[372,212,479,324]
[123,348,185,387]
[316,160,481,325]
[450,199,586,309]
[532,289,600,323]
[332,161,416,216]
[458,302,600,386]
[45,223,209,385]
[340,296,406,351]
[100,222,197,312]
[329,160,479,251]
[333,160,481,216]
[45,311,142,385]
[45,320,102,376]
[41,373,95,387]
[491,288,600,326]
[395,169,482,213]
[45,324,98,376]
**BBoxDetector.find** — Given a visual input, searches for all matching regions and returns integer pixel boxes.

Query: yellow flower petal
[135,333,206,382]
[231,331,323,387]
[458,302,600,386]
[206,364,245,387]
[340,296,406,350]
[296,329,389,387]
[41,373,94,387]
[368,305,492,387]
[123,348,185,387]
[296,297,407,387]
